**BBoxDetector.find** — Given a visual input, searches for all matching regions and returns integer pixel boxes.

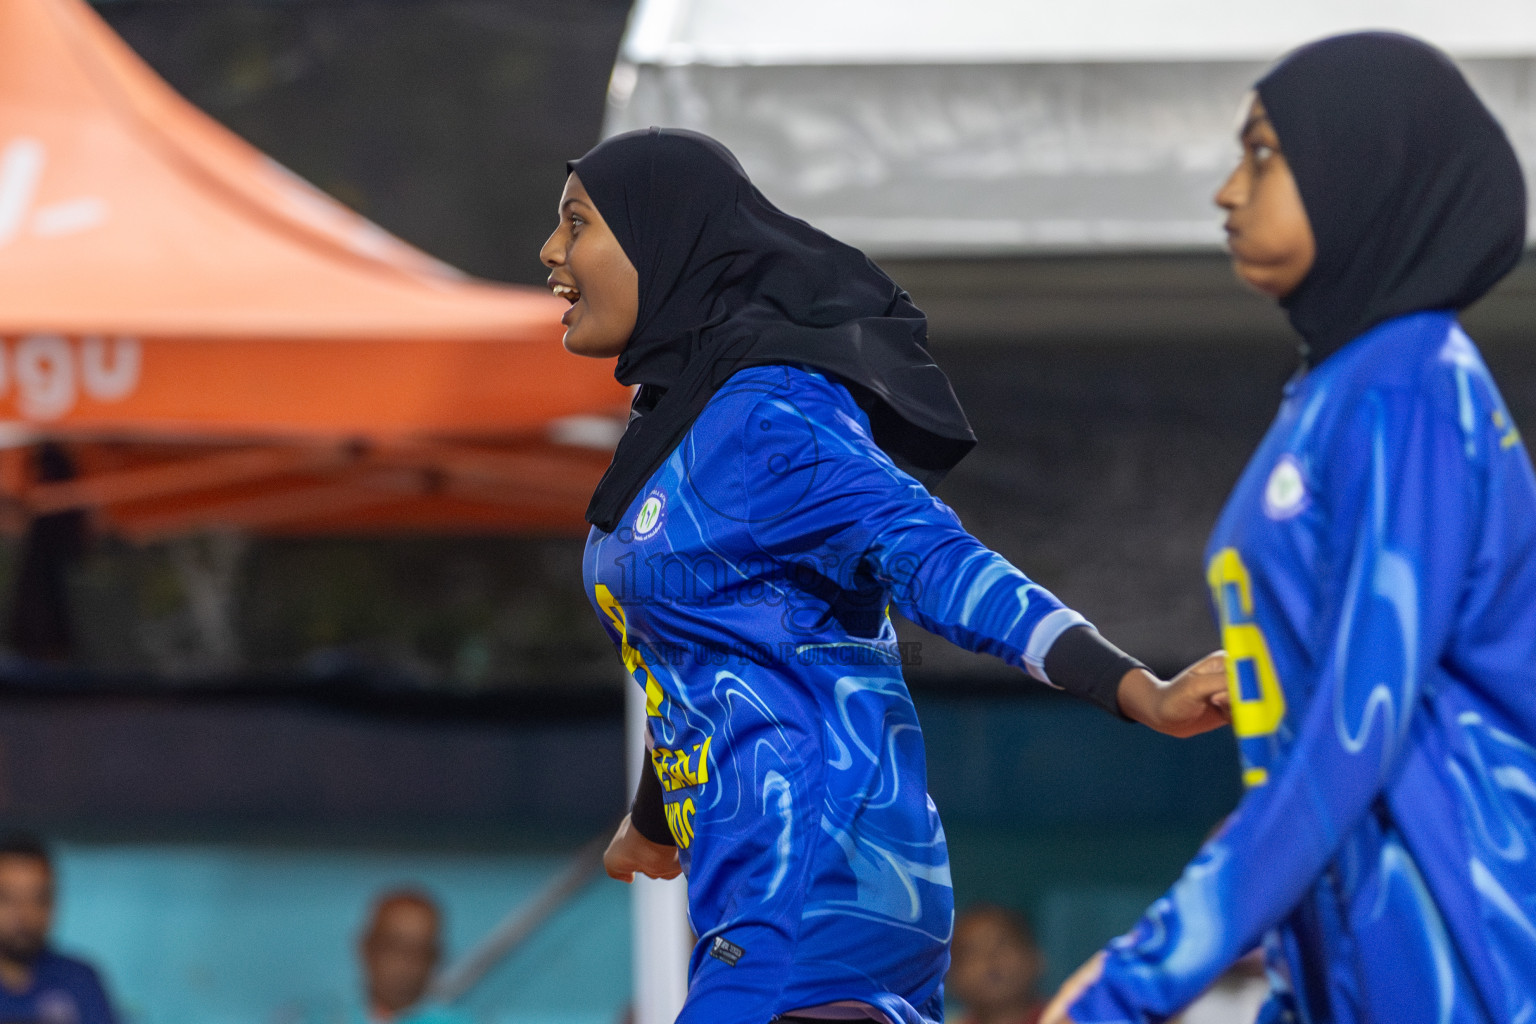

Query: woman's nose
[539,230,563,268]
[1214,166,1245,211]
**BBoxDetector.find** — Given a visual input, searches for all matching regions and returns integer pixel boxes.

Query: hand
[603,814,683,883]
[1040,950,1105,1024]
[1117,651,1231,738]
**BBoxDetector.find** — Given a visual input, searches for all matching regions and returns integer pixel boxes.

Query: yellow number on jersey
[593,583,667,718]
[1207,548,1287,785]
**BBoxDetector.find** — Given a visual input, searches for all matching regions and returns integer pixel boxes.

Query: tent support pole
[626,675,690,1024]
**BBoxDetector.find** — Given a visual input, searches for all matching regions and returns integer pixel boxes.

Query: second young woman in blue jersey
[1046,32,1536,1024]
[540,128,1229,1024]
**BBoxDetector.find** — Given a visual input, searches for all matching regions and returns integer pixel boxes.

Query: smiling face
[1215,95,1317,300]
[539,173,639,358]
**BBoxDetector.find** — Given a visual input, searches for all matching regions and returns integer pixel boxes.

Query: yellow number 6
[1207,548,1287,740]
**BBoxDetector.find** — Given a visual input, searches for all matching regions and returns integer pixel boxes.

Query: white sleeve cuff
[1023,607,1091,687]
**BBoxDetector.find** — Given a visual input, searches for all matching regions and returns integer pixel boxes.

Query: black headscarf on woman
[570,127,976,534]
[1256,32,1527,365]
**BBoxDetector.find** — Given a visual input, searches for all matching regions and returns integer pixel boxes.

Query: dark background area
[37,0,1534,698]
[8,1,1530,867]
[98,0,635,287]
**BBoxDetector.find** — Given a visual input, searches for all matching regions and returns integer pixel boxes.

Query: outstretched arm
[741,379,1227,735]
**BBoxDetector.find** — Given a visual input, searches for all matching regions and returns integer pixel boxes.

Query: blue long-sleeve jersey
[584,365,1102,1024]
[1072,311,1536,1024]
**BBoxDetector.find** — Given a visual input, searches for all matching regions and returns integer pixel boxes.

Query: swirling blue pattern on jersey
[1071,312,1536,1023]
[585,365,1105,1024]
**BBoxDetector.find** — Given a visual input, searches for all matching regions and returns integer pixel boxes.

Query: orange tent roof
[0,0,629,537]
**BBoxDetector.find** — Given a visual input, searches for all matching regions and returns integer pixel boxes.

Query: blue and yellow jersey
[1072,311,1536,1024]
[584,365,1102,1024]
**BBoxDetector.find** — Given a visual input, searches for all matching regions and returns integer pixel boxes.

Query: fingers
[613,857,681,882]
[1190,649,1227,674]
[603,815,642,883]
[603,842,638,882]
[1155,699,1230,738]
[644,847,684,880]
[1183,655,1228,692]
[606,854,682,883]
[1189,673,1228,699]
[1193,650,1232,722]
[1191,671,1228,703]
[1167,650,1228,729]
[1143,654,1233,737]
[603,817,683,884]
[643,862,684,881]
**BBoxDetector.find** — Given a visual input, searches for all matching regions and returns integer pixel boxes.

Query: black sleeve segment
[1042,625,1146,721]
[629,752,676,846]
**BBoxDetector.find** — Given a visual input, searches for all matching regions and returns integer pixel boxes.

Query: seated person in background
[356,888,472,1024]
[0,833,117,1024]
[947,905,1046,1024]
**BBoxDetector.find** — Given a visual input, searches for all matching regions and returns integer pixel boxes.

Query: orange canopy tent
[0,0,630,541]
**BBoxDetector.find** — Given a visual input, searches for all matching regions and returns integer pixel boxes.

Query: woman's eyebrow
[1239,113,1271,141]
[561,197,591,214]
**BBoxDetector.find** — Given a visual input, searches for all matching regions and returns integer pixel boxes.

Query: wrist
[1115,668,1165,726]
[1042,626,1145,720]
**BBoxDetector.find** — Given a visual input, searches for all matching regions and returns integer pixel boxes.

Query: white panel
[606,59,1536,255]
[622,0,1536,65]
[626,679,691,1024]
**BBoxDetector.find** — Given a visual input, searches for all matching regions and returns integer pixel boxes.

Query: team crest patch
[633,490,666,540]
[1263,454,1308,520]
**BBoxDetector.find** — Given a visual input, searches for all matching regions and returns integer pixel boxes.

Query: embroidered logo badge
[633,490,666,540]
[1263,454,1308,520]
[709,936,745,967]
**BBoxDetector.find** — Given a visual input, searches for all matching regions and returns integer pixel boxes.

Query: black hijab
[1256,32,1527,365]
[570,128,976,533]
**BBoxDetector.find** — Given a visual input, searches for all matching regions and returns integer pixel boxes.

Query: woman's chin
[561,327,597,356]
[562,329,625,359]
[1232,262,1289,300]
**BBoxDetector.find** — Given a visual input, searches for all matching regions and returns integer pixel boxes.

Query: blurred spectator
[947,904,1046,1024]
[356,889,471,1024]
[0,833,118,1024]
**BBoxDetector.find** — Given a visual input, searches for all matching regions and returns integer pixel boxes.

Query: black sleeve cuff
[629,751,676,846]
[1042,625,1145,721]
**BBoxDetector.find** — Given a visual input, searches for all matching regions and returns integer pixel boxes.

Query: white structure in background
[607,2,1536,1017]
[606,0,1536,256]
[626,681,691,1024]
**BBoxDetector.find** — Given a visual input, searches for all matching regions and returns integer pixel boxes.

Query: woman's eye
[1252,144,1274,164]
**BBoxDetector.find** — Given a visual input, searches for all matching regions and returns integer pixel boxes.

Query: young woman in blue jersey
[540,128,1231,1024]
[1044,32,1536,1024]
